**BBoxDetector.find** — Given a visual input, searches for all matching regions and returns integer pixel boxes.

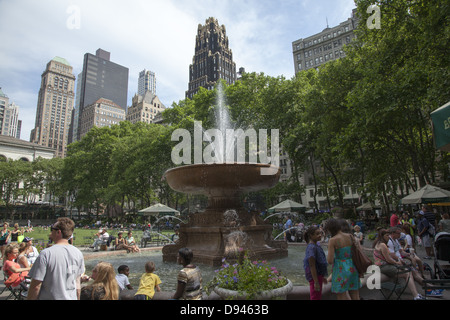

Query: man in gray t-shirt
[27,218,85,300]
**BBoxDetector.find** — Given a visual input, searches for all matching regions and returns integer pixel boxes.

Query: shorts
[421,234,432,248]
[309,275,324,300]
[134,294,152,300]
[380,264,399,278]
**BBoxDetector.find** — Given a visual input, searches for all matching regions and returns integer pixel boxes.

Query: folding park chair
[2,272,29,300]
[380,265,411,300]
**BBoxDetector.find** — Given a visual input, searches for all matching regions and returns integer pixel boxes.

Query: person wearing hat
[417,211,434,259]
[22,237,40,266]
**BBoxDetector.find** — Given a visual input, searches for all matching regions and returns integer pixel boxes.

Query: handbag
[350,235,373,278]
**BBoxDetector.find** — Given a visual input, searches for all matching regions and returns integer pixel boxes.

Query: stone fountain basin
[164,163,280,198]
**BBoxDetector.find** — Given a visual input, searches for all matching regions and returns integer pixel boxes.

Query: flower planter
[213,279,293,300]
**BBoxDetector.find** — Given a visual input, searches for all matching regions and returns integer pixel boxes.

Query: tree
[0,160,33,220]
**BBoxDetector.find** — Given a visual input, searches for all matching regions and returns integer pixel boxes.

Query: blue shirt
[284,219,293,230]
[418,216,430,235]
[303,242,328,281]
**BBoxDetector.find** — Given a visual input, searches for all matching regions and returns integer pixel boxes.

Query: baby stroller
[432,232,450,279]
[422,232,450,298]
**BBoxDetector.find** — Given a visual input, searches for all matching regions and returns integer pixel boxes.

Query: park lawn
[24,227,174,250]
[25,227,146,249]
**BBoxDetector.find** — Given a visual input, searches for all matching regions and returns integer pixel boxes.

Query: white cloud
[0,0,356,141]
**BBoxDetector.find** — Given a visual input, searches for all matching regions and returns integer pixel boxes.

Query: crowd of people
[0,217,203,300]
[1,204,448,300]
[90,228,142,253]
[302,204,449,300]
[0,222,35,260]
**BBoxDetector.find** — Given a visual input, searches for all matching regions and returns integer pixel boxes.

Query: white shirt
[28,244,85,300]
[100,232,109,241]
[115,273,130,290]
[387,237,402,260]
[27,246,40,265]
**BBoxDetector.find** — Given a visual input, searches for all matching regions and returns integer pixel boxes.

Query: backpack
[428,224,436,237]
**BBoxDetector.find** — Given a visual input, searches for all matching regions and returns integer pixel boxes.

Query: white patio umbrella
[138,203,180,216]
[356,202,381,211]
[268,199,307,213]
[401,184,450,204]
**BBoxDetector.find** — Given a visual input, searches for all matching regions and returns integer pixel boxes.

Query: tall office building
[0,88,9,136]
[138,69,156,96]
[186,17,237,99]
[71,48,129,142]
[30,57,75,158]
[0,88,21,139]
[0,88,10,135]
[292,9,359,73]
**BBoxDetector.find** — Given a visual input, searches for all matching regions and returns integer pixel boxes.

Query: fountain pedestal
[162,163,288,266]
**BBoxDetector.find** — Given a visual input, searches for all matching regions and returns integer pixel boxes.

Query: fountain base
[162,208,288,266]
[162,163,287,266]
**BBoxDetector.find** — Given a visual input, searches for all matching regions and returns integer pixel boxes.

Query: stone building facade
[126,91,166,125]
[78,98,126,139]
[30,57,75,158]
[292,9,359,73]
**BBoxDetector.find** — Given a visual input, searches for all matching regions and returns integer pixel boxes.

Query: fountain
[162,83,287,266]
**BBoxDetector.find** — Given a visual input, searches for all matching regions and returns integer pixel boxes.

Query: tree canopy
[2,0,448,220]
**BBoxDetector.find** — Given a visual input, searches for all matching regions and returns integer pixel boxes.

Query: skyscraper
[71,48,128,142]
[0,88,21,139]
[186,17,237,99]
[0,88,9,135]
[138,69,156,96]
[30,57,75,158]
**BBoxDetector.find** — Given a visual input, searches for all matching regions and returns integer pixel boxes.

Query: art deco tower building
[30,57,75,158]
[186,17,237,99]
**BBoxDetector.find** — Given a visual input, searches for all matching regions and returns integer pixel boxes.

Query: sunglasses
[51,225,60,231]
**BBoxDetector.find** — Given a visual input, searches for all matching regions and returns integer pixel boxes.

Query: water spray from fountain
[223,209,240,227]
[163,80,286,266]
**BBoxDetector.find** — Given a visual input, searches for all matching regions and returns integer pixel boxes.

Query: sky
[0,0,356,141]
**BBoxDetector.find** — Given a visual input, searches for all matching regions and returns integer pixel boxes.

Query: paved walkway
[357,239,450,301]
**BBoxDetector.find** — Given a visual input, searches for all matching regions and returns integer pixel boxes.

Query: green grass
[25,227,174,249]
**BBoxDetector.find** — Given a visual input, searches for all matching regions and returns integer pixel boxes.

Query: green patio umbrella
[431,101,450,152]
[138,203,180,217]
[268,199,307,213]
